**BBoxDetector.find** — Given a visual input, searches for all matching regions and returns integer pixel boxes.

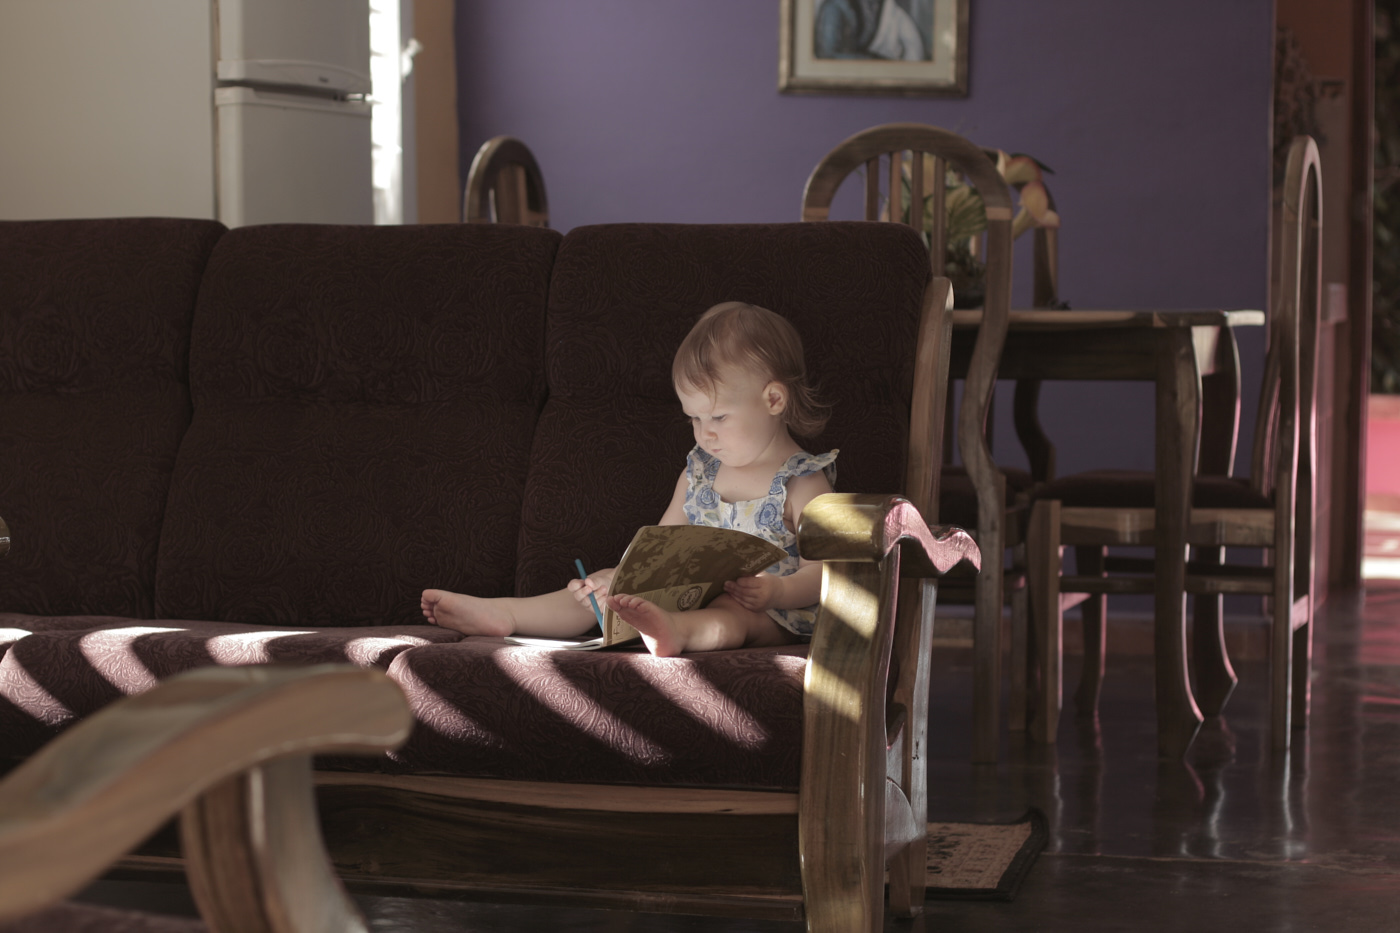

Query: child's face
[676,366,788,468]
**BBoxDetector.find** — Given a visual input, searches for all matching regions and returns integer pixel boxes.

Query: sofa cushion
[0,613,136,663]
[0,620,462,758]
[518,222,931,597]
[154,224,561,627]
[0,218,225,618]
[378,640,809,789]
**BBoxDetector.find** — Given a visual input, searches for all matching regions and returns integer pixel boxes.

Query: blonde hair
[672,301,829,438]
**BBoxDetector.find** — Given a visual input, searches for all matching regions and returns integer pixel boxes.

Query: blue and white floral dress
[681,445,839,638]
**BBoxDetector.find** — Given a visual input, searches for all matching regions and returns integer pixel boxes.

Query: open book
[505,524,788,650]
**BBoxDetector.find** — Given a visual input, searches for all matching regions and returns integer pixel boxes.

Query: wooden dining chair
[1003,167,1075,734]
[1024,136,1322,752]
[802,123,1017,763]
[1000,160,1249,736]
[463,135,549,226]
[0,664,412,932]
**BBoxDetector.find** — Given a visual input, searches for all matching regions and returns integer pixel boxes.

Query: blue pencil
[574,558,605,628]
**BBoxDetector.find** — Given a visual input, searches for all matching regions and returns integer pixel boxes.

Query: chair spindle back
[801,123,1015,520]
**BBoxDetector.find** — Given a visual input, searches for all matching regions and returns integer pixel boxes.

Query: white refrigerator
[0,0,373,226]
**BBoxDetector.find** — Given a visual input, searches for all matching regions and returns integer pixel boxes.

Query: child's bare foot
[421,589,515,637]
[606,593,687,657]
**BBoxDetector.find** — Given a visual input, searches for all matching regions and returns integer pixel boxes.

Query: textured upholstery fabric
[517,222,931,597]
[0,902,203,933]
[0,218,225,618]
[0,613,134,662]
[154,224,561,626]
[1032,470,1273,510]
[380,639,809,788]
[0,620,461,757]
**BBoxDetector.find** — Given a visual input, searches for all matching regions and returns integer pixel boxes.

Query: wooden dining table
[949,308,1266,759]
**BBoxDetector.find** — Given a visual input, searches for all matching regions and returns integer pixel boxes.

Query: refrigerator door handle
[218,59,370,96]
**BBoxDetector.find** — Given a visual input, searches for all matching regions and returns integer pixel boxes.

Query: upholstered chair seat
[1031,470,1273,511]
[937,465,1033,530]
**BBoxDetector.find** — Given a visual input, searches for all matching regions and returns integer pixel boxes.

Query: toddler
[420,300,837,657]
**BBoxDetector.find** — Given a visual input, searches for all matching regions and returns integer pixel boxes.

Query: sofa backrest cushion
[154,224,561,626]
[0,218,225,618]
[518,222,930,597]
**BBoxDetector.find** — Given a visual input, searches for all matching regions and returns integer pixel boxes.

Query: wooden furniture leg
[1008,553,1029,733]
[972,473,1006,764]
[1027,498,1062,744]
[1292,605,1313,735]
[1155,330,1205,758]
[1267,465,1307,751]
[184,756,369,933]
[1193,324,1241,719]
[799,557,899,933]
[1073,545,1108,716]
[1012,378,1056,482]
[1270,553,1296,749]
[887,578,936,916]
[1191,576,1238,717]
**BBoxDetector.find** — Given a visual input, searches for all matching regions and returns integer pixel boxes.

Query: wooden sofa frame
[303,277,977,931]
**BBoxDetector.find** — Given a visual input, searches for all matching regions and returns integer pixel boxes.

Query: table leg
[1193,328,1241,717]
[1154,330,1205,759]
[1074,545,1108,717]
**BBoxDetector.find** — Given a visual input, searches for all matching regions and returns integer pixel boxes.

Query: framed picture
[779,0,969,97]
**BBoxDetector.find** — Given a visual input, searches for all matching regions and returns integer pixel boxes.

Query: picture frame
[779,0,969,97]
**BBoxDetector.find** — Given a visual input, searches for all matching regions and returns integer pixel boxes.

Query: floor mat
[924,809,1048,901]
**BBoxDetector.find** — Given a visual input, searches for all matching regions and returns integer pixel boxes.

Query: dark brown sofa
[0,216,975,930]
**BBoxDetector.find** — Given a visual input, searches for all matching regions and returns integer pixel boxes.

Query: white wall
[0,0,216,220]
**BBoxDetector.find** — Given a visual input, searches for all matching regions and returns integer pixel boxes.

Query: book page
[603,525,788,645]
[502,634,607,651]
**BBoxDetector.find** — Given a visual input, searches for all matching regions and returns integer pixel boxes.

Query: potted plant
[902,151,1061,308]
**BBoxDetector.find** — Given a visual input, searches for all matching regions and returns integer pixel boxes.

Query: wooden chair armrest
[0,664,411,927]
[795,493,978,930]
[797,492,980,578]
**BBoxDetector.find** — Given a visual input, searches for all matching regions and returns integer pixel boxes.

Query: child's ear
[764,381,788,415]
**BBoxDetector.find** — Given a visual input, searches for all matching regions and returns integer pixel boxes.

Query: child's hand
[723,573,782,612]
[568,567,615,610]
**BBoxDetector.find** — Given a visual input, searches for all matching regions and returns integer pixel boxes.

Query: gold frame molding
[779,0,969,97]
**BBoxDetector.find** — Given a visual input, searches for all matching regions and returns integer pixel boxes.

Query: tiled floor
[76,584,1400,931]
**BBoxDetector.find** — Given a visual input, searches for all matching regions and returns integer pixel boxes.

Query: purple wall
[455,0,1275,478]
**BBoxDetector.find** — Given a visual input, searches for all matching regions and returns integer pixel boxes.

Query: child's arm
[722,470,833,612]
[725,562,822,612]
[567,569,615,607]
[657,469,690,526]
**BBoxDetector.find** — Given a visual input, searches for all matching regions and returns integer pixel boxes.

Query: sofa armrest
[794,493,978,930]
[0,664,411,930]
[797,493,979,577]
[0,514,8,558]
